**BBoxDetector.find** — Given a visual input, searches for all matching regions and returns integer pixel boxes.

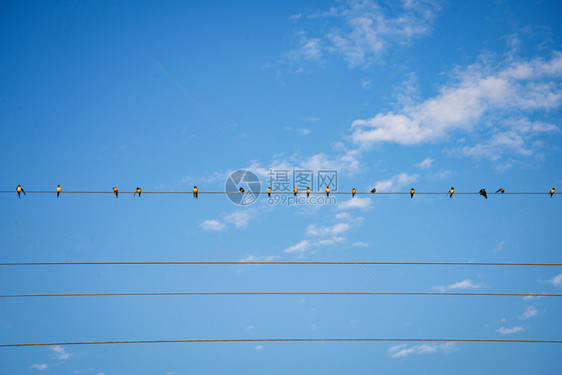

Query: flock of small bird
[13,185,557,198]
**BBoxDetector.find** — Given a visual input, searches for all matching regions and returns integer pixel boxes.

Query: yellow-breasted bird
[496,188,505,194]
[293,187,298,196]
[352,188,356,198]
[113,187,118,198]
[410,188,415,198]
[306,187,310,197]
[193,186,198,199]
[326,186,330,197]
[449,187,454,198]
[134,187,142,197]
[550,187,555,197]
[479,189,487,199]
[16,185,25,199]
[56,185,61,198]
[267,187,271,197]
[239,187,245,193]
[370,188,376,194]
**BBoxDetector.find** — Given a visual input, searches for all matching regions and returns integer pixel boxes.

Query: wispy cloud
[351,51,562,160]
[29,364,48,370]
[550,273,562,288]
[496,326,525,335]
[434,279,485,292]
[338,197,373,211]
[374,172,419,191]
[388,341,458,358]
[283,239,312,254]
[200,219,226,231]
[518,306,538,320]
[51,345,71,360]
[255,345,264,351]
[416,157,434,169]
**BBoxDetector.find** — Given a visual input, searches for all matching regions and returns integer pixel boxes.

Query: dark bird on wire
[479,189,487,199]
[370,188,376,194]
[306,187,310,197]
[134,187,141,197]
[550,187,555,197]
[352,188,356,198]
[56,185,61,198]
[113,187,118,198]
[267,187,271,197]
[449,187,454,198]
[16,185,25,198]
[239,187,245,193]
[410,188,415,198]
[496,188,504,194]
[293,187,298,196]
[193,186,198,199]
[326,186,330,197]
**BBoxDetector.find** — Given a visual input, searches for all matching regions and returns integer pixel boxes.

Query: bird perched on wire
[267,187,271,197]
[370,188,376,194]
[410,188,415,198]
[193,186,198,199]
[113,187,118,198]
[293,187,298,196]
[496,188,505,194]
[239,187,245,193]
[448,187,454,198]
[550,187,555,197]
[352,188,356,198]
[479,189,487,199]
[56,185,61,198]
[16,185,25,198]
[134,187,142,197]
[326,186,330,197]
[306,187,311,197]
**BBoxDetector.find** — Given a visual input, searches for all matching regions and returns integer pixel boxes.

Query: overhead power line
[0,190,555,195]
[1,338,561,348]
[1,291,560,298]
[1,261,560,266]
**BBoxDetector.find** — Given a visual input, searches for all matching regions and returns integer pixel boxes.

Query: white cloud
[338,197,373,211]
[519,306,538,320]
[434,279,484,292]
[284,240,312,254]
[416,157,434,169]
[306,223,350,236]
[293,0,441,68]
[51,345,71,360]
[351,52,562,159]
[224,211,252,229]
[374,172,419,191]
[200,219,226,231]
[550,273,562,288]
[29,364,48,370]
[352,241,369,247]
[296,128,311,135]
[255,345,264,351]
[289,13,302,20]
[246,325,255,330]
[388,341,458,358]
[493,241,505,252]
[497,326,525,335]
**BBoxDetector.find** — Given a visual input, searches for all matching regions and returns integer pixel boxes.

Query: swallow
[113,187,118,198]
[449,187,454,198]
[496,188,504,194]
[16,185,25,199]
[410,188,415,198]
[56,185,61,198]
[550,187,555,197]
[293,187,298,196]
[239,187,245,193]
[267,187,271,197]
[370,188,376,194]
[326,186,330,197]
[193,186,198,199]
[134,187,141,197]
[479,189,487,199]
[352,188,356,198]
[306,187,310,197]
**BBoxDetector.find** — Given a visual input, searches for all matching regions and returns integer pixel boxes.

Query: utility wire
[1,338,561,348]
[1,261,560,266]
[2,292,560,298]
[0,191,555,195]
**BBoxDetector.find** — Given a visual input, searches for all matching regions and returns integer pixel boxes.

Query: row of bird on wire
[14,185,556,199]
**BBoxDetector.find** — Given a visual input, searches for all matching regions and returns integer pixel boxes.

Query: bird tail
[22,190,26,195]
[116,192,118,198]
[57,192,60,198]
[17,192,20,199]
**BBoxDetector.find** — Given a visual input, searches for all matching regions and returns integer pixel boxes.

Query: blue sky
[1,0,562,373]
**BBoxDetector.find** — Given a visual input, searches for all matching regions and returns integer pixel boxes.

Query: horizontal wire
[1,338,561,347]
[1,292,560,298]
[0,191,555,195]
[1,261,560,266]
